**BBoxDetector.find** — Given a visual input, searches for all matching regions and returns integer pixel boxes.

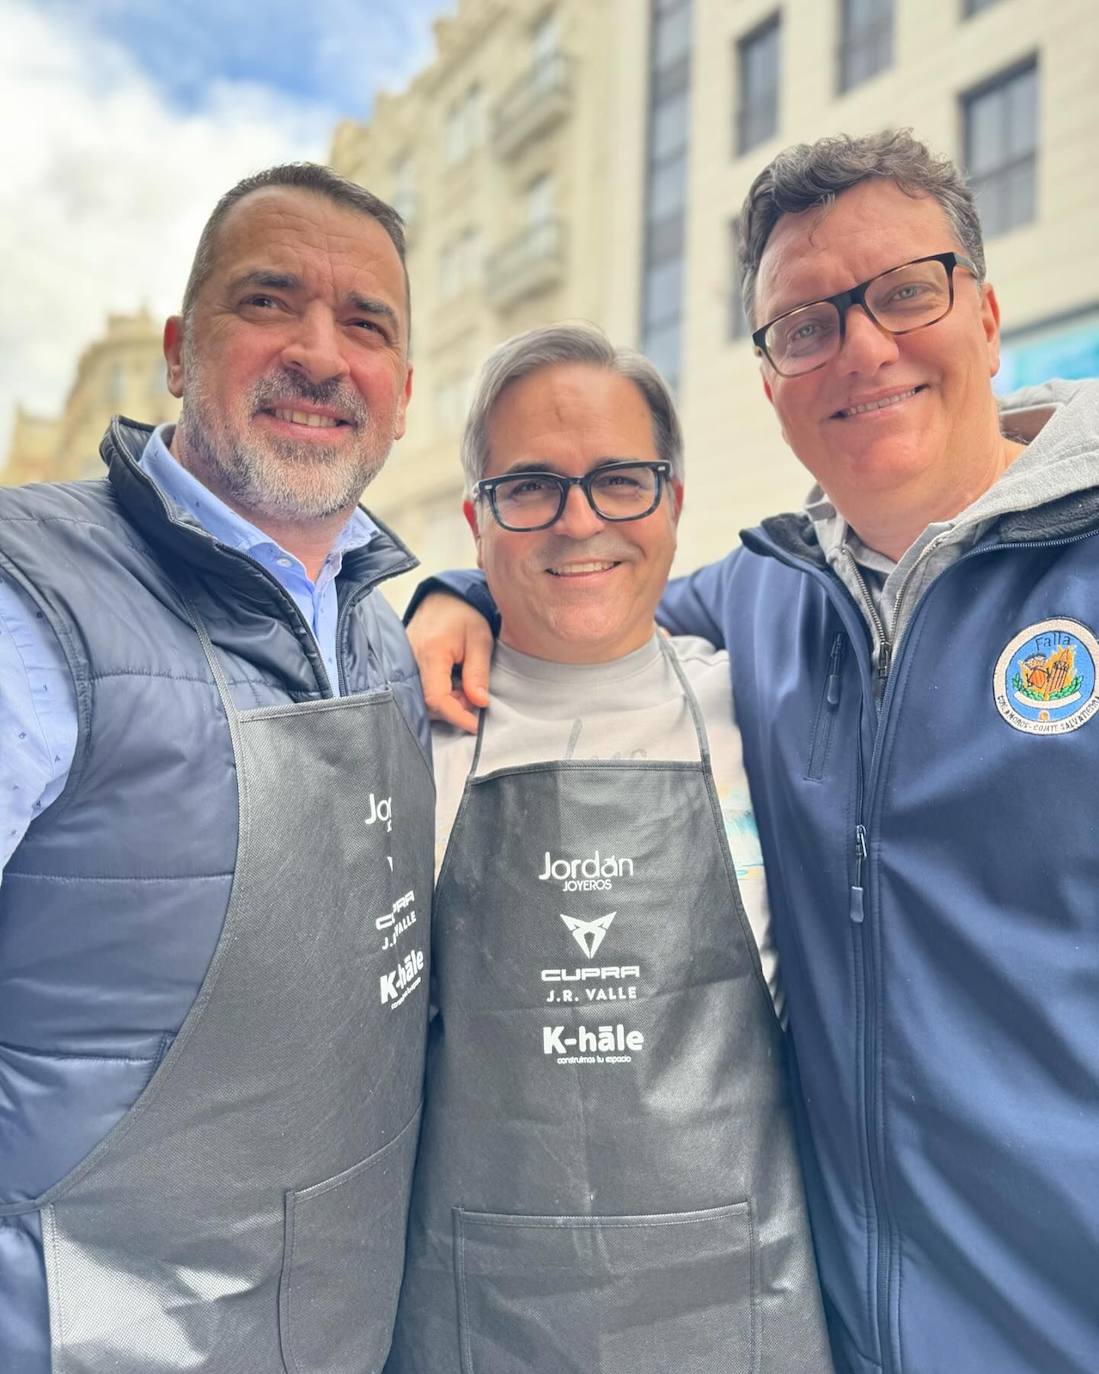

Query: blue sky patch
[33,0,451,116]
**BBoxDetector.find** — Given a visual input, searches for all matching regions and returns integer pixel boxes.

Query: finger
[430,689,481,734]
[418,647,462,716]
[460,620,494,709]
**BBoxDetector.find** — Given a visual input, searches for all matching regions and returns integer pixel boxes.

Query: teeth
[842,388,919,417]
[272,409,342,428]
[547,561,617,576]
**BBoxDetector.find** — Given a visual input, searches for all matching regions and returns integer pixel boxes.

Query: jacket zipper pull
[850,824,868,924]
[826,633,844,706]
[876,637,892,683]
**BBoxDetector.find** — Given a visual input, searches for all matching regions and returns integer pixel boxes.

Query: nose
[279,306,351,385]
[837,303,901,374]
[553,481,607,539]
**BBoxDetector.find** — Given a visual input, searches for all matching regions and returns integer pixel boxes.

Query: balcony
[485,218,567,311]
[492,53,573,160]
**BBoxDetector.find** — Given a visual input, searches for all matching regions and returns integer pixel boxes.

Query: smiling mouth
[834,385,926,419]
[546,560,621,577]
[264,408,350,429]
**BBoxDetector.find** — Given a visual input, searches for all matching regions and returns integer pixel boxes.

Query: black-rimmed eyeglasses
[474,460,673,532]
[752,251,981,378]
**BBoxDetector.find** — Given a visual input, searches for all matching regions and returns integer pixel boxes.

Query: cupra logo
[560,913,616,959]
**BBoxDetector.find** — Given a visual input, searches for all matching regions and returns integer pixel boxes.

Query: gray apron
[389,644,832,1374]
[0,607,433,1373]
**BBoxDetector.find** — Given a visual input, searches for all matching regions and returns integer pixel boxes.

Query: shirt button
[276,557,293,568]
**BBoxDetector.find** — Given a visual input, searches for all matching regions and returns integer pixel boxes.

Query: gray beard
[178,369,392,522]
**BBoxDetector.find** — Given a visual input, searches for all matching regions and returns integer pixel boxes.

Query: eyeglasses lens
[765,258,953,377]
[492,464,661,529]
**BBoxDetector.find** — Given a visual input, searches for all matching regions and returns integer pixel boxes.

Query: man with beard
[0,164,432,1373]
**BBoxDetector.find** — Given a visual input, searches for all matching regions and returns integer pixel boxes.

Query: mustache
[249,370,369,427]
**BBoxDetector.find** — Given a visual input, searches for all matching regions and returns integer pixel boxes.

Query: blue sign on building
[996,309,1099,393]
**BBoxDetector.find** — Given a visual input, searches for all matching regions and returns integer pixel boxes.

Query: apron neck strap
[470,697,490,775]
[657,634,714,769]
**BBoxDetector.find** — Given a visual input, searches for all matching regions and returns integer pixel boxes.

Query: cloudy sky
[2,0,452,451]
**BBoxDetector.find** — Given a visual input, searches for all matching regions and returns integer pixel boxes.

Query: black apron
[0,605,433,1373]
[389,642,831,1373]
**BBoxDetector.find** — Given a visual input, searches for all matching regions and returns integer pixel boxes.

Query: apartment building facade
[615,0,1099,567]
[328,0,624,600]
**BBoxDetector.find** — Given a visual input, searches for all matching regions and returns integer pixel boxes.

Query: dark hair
[181,162,409,331]
[739,129,985,324]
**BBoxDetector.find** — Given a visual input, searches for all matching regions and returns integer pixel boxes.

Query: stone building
[2,309,178,485]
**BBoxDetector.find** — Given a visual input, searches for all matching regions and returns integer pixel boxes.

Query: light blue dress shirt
[0,424,376,876]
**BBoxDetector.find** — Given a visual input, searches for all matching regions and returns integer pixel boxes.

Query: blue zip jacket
[656,489,1099,1374]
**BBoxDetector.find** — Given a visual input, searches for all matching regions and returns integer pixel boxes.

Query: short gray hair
[181,162,409,331]
[739,128,986,325]
[461,322,684,495]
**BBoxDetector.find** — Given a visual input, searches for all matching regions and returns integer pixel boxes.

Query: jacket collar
[741,487,1099,571]
[100,415,419,598]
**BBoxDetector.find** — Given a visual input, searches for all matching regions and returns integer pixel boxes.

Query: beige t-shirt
[432,633,781,1015]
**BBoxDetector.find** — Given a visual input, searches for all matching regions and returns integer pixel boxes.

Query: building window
[964,60,1038,236]
[106,361,126,408]
[838,0,893,93]
[391,153,415,224]
[728,218,750,340]
[736,15,780,155]
[440,227,483,300]
[641,0,693,392]
[651,1,691,69]
[445,84,483,164]
[526,173,555,227]
[436,374,473,433]
[531,8,559,68]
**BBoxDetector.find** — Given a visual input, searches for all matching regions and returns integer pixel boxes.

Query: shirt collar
[138,423,377,572]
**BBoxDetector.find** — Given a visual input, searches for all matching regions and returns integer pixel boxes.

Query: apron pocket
[454,1201,757,1374]
[279,1105,422,1374]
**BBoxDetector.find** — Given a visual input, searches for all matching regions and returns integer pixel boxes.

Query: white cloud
[0,0,344,453]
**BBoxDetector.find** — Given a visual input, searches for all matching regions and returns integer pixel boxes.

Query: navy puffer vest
[0,417,427,1350]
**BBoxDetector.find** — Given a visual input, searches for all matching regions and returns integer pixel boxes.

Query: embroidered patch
[994,619,1099,735]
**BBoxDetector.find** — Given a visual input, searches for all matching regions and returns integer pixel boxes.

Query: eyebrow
[229,270,300,294]
[495,457,642,478]
[229,271,401,334]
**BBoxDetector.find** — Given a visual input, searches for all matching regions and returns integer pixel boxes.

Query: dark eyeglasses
[752,251,980,378]
[474,460,673,532]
